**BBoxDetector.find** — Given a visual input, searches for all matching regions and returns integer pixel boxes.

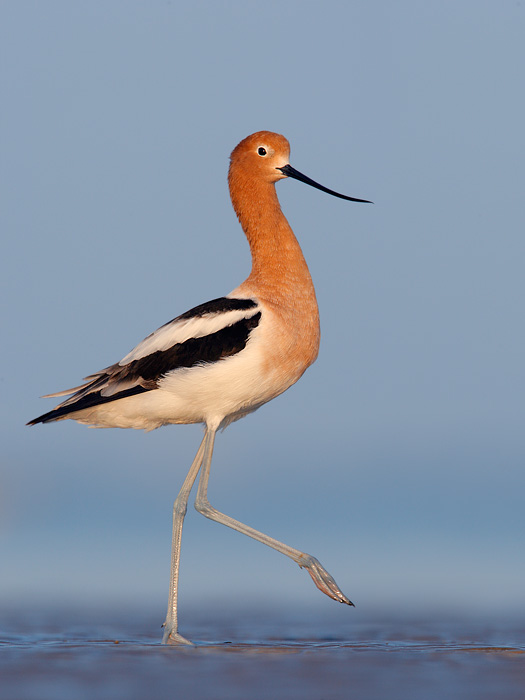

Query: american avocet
[29,131,371,644]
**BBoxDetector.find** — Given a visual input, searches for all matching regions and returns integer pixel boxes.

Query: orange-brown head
[229,131,291,185]
[228,130,372,202]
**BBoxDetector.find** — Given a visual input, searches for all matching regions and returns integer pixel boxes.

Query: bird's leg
[162,432,207,645]
[194,429,353,606]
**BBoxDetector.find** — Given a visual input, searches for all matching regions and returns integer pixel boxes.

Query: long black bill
[277,164,372,204]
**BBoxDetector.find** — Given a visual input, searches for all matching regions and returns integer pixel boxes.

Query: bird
[28,131,371,644]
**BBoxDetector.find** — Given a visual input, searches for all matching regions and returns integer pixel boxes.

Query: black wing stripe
[174,296,258,323]
[125,311,262,382]
[27,385,149,425]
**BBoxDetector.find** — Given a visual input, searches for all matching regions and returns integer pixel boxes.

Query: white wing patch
[119,306,260,366]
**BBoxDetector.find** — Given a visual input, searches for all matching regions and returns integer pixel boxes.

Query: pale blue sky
[1,1,524,621]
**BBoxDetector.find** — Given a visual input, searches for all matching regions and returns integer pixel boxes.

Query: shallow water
[1,608,524,700]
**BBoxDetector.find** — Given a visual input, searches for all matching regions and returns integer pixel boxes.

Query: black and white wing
[28,297,262,424]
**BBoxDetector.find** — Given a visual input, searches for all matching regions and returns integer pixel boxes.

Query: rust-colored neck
[228,165,318,312]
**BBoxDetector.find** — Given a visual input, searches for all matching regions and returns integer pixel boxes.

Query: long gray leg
[162,432,207,645]
[194,428,352,606]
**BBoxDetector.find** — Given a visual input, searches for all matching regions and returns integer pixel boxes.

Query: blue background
[2,1,524,622]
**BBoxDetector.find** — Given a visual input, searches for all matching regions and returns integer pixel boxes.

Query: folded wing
[28,296,261,424]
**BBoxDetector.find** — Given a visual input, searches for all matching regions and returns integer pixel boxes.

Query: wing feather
[120,297,259,365]
[28,296,261,425]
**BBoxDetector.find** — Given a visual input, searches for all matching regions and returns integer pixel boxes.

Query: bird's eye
[257,147,267,156]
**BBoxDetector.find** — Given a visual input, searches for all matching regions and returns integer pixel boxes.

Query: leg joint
[194,495,215,519]
[173,496,188,518]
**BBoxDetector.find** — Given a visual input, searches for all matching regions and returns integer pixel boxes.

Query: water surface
[1,607,524,699]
